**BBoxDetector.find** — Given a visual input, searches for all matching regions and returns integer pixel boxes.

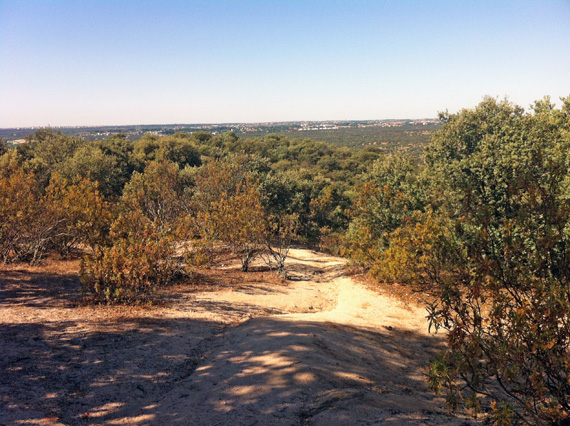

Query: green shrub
[423,97,570,425]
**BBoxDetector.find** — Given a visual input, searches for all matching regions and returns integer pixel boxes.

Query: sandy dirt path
[153,249,476,425]
[1,248,477,425]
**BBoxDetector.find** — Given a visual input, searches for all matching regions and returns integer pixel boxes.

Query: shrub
[345,154,428,266]
[80,212,183,304]
[423,97,570,425]
[121,160,186,234]
[370,211,463,286]
[45,173,112,256]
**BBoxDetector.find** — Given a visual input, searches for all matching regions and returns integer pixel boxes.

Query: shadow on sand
[1,314,474,425]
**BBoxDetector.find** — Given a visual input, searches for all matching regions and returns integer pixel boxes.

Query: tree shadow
[192,299,287,317]
[285,262,346,282]
[286,254,339,264]
[149,316,478,425]
[145,317,477,425]
[0,316,222,426]
[1,314,480,425]
[0,269,82,308]
[171,269,289,296]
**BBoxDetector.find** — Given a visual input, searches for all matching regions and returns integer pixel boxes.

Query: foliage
[345,153,428,264]
[196,178,267,271]
[191,157,250,214]
[59,144,123,198]
[133,133,201,169]
[44,173,112,256]
[309,182,351,233]
[8,127,377,246]
[120,160,186,234]
[370,210,463,286]
[18,128,84,187]
[421,97,570,425]
[80,211,183,304]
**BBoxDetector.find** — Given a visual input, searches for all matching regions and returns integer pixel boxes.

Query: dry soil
[0,248,479,425]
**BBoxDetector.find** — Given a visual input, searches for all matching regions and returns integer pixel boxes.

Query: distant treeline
[240,123,439,157]
[1,122,439,158]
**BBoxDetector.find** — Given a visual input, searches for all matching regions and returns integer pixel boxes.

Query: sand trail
[153,249,473,426]
[0,248,477,425]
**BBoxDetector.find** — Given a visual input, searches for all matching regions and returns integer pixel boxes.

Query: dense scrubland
[232,122,439,157]
[1,121,439,158]
[2,96,570,425]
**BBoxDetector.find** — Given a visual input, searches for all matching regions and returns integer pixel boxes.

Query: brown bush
[80,212,184,304]
[45,173,112,256]
[0,167,60,264]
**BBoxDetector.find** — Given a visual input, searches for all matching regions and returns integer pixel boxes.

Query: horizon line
[0,117,439,130]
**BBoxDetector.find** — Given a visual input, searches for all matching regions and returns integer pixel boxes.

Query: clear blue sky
[1,0,569,127]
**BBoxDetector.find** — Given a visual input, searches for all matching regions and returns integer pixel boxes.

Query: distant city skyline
[1,0,569,127]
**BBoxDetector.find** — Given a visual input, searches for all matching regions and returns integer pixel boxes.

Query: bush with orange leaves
[196,178,267,272]
[0,164,110,264]
[80,210,183,304]
[79,161,186,304]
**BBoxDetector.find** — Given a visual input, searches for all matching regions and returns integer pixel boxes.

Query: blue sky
[1,0,569,127]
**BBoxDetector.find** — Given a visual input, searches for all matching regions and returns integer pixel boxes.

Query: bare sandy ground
[0,248,478,425]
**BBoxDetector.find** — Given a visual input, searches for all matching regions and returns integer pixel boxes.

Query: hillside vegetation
[1,121,439,159]
[2,96,570,424]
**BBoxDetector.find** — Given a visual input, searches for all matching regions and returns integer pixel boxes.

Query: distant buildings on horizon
[2,118,439,143]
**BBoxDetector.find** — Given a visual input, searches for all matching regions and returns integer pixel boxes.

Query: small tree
[196,179,267,271]
[261,213,298,277]
[121,160,185,235]
[0,167,48,263]
[45,173,112,256]
[0,164,111,263]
